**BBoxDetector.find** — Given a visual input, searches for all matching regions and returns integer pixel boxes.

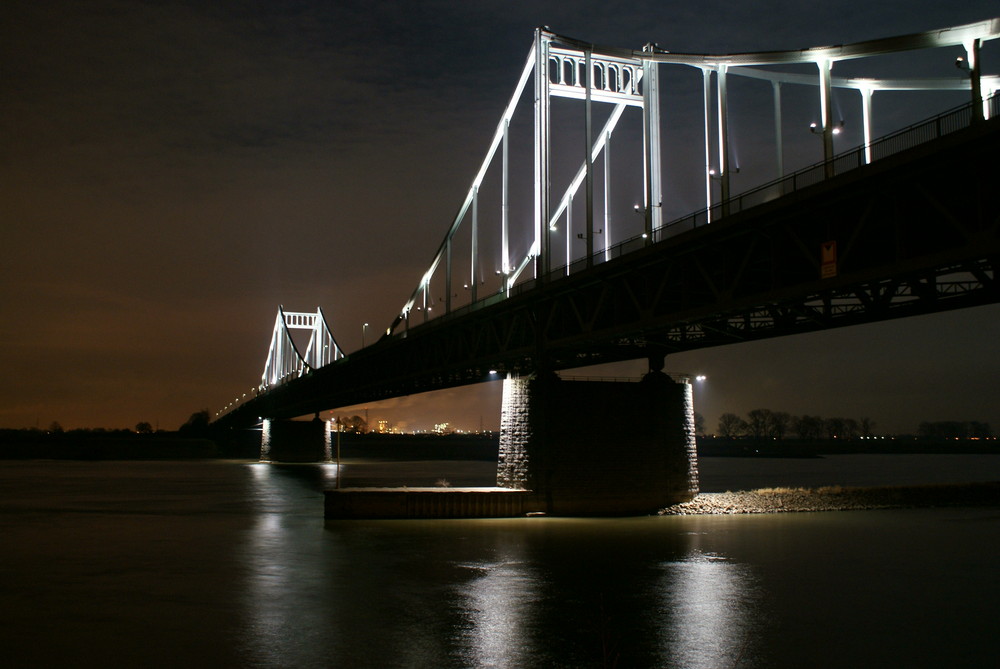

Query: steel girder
[525,119,999,360]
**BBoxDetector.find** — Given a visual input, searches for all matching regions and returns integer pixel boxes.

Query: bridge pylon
[260,306,344,391]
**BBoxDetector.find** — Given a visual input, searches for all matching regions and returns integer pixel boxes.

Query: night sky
[3,1,998,434]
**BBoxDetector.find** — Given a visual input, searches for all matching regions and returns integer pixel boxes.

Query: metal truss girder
[658,260,997,346]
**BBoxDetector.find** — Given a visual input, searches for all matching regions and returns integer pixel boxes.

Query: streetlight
[810,120,844,137]
[362,322,369,348]
[634,204,649,239]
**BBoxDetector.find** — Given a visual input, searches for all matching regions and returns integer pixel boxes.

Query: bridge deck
[221,108,1000,428]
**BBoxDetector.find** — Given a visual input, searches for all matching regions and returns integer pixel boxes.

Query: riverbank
[4,429,998,461]
[660,481,1000,515]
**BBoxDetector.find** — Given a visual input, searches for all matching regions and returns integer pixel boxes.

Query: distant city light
[695,375,707,381]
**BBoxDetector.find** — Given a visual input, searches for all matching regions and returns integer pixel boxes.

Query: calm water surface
[1,455,998,668]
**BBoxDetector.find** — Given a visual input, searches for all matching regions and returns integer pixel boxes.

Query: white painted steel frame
[392,18,999,334]
[658,18,999,214]
[394,31,654,330]
[261,307,343,389]
[534,28,550,280]
[641,47,662,237]
[223,19,1000,420]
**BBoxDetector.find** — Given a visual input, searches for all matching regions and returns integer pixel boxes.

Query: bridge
[214,20,1000,515]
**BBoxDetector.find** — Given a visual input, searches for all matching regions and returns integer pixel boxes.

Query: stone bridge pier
[260,416,331,463]
[497,371,699,515]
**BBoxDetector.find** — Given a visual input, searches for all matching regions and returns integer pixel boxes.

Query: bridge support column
[497,372,698,515]
[260,416,331,463]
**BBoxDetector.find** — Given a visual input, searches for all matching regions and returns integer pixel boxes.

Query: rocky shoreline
[660,481,1000,515]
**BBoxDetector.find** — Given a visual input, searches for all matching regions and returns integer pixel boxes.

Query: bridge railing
[420,94,997,309]
[579,92,999,257]
[560,374,692,384]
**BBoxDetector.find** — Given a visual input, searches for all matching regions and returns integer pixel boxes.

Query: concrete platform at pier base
[324,487,541,519]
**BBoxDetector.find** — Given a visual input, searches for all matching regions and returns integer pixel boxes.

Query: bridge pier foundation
[260,416,331,463]
[497,372,698,515]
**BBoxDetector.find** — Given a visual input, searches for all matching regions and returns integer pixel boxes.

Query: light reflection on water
[243,463,341,666]
[454,552,534,668]
[232,460,1000,668]
[2,459,998,667]
[658,549,762,668]
[239,462,773,666]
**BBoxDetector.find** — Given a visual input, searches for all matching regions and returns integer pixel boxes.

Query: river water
[1,455,998,668]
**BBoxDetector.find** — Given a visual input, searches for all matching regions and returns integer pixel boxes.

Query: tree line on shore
[8,409,994,443]
[916,420,993,439]
[7,423,160,438]
[1,410,214,440]
[714,409,875,440]
[709,409,993,440]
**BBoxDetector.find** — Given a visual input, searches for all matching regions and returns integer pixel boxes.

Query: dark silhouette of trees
[918,421,993,439]
[705,407,995,443]
[705,406,996,443]
[747,409,770,440]
[693,412,706,436]
[135,422,153,434]
[793,415,825,440]
[968,421,992,438]
[336,415,369,434]
[718,413,748,439]
[768,411,792,440]
[179,410,210,436]
[729,409,793,439]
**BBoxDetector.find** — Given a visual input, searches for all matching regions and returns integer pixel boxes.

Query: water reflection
[243,464,295,663]
[241,463,338,665]
[445,519,764,668]
[3,460,993,667]
[239,465,770,667]
[249,461,341,493]
[658,546,763,668]
[454,549,534,668]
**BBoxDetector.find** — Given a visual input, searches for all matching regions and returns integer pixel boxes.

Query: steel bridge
[215,19,1000,426]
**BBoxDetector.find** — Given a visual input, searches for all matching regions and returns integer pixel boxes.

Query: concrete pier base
[497,372,699,515]
[321,372,699,519]
[261,417,330,463]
